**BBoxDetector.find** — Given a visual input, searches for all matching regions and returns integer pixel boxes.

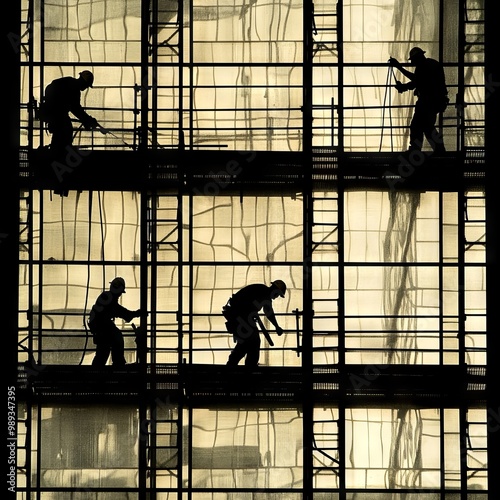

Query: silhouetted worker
[40,70,99,156]
[88,277,143,367]
[389,47,449,153]
[222,280,287,367]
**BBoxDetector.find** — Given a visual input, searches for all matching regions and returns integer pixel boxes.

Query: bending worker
[389,47,449,153]
[40,70,99,156]
[88,277,143,368]
[223,280,287,367]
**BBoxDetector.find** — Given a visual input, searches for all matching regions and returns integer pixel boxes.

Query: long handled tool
[293,308,302,357]
[97,124,134,148]
[255,315,274,346]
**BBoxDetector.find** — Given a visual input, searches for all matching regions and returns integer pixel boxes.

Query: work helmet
[79,70,94,87]
[408,47,425,60]
[110,277,126,293]
[271,280,287,297]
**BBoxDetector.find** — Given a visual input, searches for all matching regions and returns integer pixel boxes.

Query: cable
[379,64,394,152]
[380,62,401,152]
[72,123,84,141]
[79,192,93,365]
[79,191,107,365]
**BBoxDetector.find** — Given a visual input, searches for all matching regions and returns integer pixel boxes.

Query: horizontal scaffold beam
[22,148,485,194]
[18,362,486,407]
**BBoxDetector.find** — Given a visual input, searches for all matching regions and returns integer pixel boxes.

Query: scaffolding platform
[18,362,486,407]
[22,147,485,193]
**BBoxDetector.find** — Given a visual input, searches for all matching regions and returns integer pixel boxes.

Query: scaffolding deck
[18,362,486,406]
[21,148,485,193]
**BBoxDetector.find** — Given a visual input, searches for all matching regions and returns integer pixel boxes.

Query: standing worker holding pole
[88,277,144,368]
[389,47,449,154]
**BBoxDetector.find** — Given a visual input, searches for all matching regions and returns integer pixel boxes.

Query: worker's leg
[227,341,248,366]
[411,102,446,153]
[409,108,425,151]
[49,115,74,155]
[110,327,127,367]
[423,113,446,153]
[92,342,111,366]
[48,115,74,196]
[244,333,261,367]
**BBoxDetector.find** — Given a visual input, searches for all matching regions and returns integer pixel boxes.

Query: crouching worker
[88,277,143,367]
[223,280,287,367]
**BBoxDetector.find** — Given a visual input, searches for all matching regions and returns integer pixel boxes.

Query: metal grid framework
[12,0,493,499]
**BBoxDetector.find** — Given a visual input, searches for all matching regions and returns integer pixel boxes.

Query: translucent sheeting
[33,405,488,493]
[21,189,486,366]
[22,0,485,151]
[17,1,488,497]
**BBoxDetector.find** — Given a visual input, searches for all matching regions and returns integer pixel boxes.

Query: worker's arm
[116,305,143,323]
[388,57,415,82]
[70,96,99,130]
[262,304,284,336]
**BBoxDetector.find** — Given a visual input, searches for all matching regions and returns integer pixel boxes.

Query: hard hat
[271,280,287,297]
[408,47,426,60]
[79,70,94,87]
[110,277,126,293]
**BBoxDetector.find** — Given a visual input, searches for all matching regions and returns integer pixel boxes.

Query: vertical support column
[302,190,314,500]
[485,0,500,498]
[457,180,467,500]
[457,0,466,151]
[147,194,157,368]
[336,6,346,493]
[337,5,347,492]
[5,2,20,499]
[136,194,148,498]
[458,187,466,370]
[302,2,314,498]
[140,0,150,152]
[459,405,468,500]
[178,0,185,149]
[150,0,158,149]
[188,0,194,150]
[336,2,344,152]
[137,2,151,498]
[303,1,313,156]
[181,193,188,365]
[26,0,34,150]
[456,4,468,483]
[337,149,346,500]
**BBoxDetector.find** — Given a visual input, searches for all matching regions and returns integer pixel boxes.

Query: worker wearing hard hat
[389,47,449,153]
[222,280,287,367]
[88,277,143,367]
[39,70,100,155]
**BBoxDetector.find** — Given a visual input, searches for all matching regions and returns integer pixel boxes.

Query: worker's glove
[388,57,400,69]
[84,116,99,130]
[395,81,406,94]
[276,327,284,336]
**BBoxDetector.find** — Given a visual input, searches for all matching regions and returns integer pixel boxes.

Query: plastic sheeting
[16,0,488,497]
